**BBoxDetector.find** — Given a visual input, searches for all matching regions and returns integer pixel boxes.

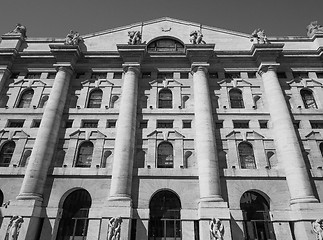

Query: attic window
[148,38,184,52]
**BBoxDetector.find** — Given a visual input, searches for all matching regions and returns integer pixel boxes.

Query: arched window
[238,142,256,169]
[87,89,102,108]
[320,143,323,158]
[267,151,278,168]
[75,142,93,168]
[39,95,49,108]
[253,95,264,109]
[240,191,276,240]
[157,142,173,168]
[56,189,92,240]
[300,89,317,109]
[20,149,31,167]
[17,89,34,108]
[229,89,244,108]
[110,95,119,108]
[149,190,181,239]
[0,189,3,206]
[0,141,15,167]
[136,150,146,168]
[54,150,66,167]
[158,89,172,109]
[184,151,193,168]
[101,150,112,168]
[69,95,78,108]
[141,95,148,109]
[148,38,184,52]
[182,96,189,109]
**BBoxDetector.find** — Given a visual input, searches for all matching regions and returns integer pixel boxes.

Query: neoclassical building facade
[0,18,323,240]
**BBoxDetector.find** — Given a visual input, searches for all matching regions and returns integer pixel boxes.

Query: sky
[0,0,323,38]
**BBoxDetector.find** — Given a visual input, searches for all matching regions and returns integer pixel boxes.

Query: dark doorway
[56,189,91,240]
[149,190,181,240]
[240,191,276,240]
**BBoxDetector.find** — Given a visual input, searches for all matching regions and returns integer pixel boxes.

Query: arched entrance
[56,189,92,240]
[149,190,181,240]
[240,191,276,240]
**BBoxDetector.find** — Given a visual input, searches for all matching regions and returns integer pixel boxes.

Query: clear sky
[1,0,323,38]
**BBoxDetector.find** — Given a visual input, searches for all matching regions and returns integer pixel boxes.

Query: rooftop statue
[6,23,27,39]
[190,30,206,44]
[313,219,323,240]
[64,30,83,46]
[128,31,142,45]
[210,218,224,240]
[250,28,269,44]
[107,216,122,240]
[5,216,24,240]
[307,21,323,37]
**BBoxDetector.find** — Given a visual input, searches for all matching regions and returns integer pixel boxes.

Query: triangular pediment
[80,17,252,52]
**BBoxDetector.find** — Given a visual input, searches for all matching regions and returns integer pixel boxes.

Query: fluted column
[192,65,223,202]
[109,65,140,201]
[17,66,73,200]
[259,65,317,204]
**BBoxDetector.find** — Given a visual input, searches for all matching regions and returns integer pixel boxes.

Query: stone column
[258,65,317,204]
[17,66,73,200]
[109,65,140,201]
[192,65,222,202]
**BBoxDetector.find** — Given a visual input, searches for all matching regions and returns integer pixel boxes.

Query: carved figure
[190,30,206,44]
[313,219,323,240]
[7,23,27,38]
[307,21,323,37]
[128,31,142,45]
[64,30,83,46]
[250,28,269,44]
[107,217,122,240]
[4,216,24,240]
[209,218,224,240]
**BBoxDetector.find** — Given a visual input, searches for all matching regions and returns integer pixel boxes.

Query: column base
[290,196,319,205]
[16,192,43,201]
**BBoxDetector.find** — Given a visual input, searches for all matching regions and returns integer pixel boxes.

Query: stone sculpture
[250,28,269,44]
[209,218,224,240]
[313,219,323,240]
[64,30,83,46]
[6,23,27,39]
[307,21,323,37]
[128,31,142,45]
[107,216,122,240]
[190,30,206,44]
[4,216,24,240]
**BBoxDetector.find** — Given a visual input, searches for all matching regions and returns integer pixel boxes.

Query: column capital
[191,63,209,74]
[117,44,146,64]
[55,65,74,75]
[122,63,141,74]
[257,63,280,76]
[50,44,82,68]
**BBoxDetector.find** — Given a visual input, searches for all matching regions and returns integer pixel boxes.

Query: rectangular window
[7,120,25,128]
[259,120,268,129]
[113,72,122,79]
[215,121,223,129]
[225,72,241,79]
[180,72,189,79]
[247,72,257,78]
[65,120,73,128]
[47,73,56,79]
[157,120,173,128]
[106,120,117,128]
[91,72,107,79]
[293,72,308,78]
[75,72,85,79]
[277,72,287,78]
[26,72,41,79]
[233,121,249,128]
[209,72,218,79]
[157,72,173,79]
[82,120,98,128]
[142,72,151,78]
[182,120,192,128]
[10,72,20,79]
[293,121,300,129]
[139,121,148,129]
[310,121,323,129]
[316,72,323,78]
[31,120,41,128]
